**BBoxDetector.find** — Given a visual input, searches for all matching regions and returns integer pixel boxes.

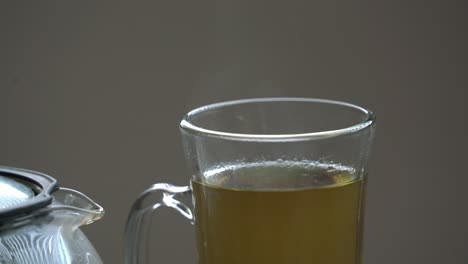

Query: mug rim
[180,97,375,142]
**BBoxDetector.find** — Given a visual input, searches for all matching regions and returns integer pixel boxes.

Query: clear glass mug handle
[124,183,193,264]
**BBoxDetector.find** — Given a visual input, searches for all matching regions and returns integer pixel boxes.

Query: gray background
[1,1,467,263]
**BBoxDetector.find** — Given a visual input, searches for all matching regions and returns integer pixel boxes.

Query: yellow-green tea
[192,162,365,264]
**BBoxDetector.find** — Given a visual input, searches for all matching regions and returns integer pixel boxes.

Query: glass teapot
[0,166,104,264]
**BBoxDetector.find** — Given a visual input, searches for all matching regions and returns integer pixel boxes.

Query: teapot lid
[0,166,58,220]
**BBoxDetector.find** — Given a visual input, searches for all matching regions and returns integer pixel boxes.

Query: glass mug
[125,98,376,264]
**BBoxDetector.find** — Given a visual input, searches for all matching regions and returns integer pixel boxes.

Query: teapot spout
[51,188,105,226]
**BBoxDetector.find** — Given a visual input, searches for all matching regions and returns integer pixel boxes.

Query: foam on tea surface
[201,160,358,190]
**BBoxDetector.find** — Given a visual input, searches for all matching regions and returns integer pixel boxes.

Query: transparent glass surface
[0,188,104,264]
[125,98,376,264]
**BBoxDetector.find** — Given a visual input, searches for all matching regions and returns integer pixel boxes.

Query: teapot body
[0,212,102,264]
[0,174,104,264]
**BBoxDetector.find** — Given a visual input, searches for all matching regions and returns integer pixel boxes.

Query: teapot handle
[124,183,193,264]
